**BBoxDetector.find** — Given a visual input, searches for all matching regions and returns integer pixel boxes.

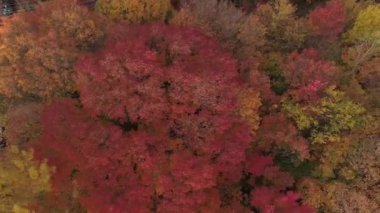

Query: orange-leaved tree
[0,0,105,100]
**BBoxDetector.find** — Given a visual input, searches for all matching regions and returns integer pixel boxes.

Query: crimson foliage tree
[36,99,252,212]
[32,23,315,212]
[256,113,310,160]
[36,100,314,212]
[36,24,252,211]
[308,0,346,40]
[245,151,315,213]
[284,48,340,101]
[75,24,245,153]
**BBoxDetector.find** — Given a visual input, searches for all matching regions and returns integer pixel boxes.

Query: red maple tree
[284,48,340,102]
[32,23,314,212]
[308,0,346,40]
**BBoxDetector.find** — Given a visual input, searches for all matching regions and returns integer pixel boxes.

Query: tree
[298,178,378,213]
[37,24,261,211]
[356,57,380,110]
[256,113,310,160]
[283,48,340,101]
[5,103,42,149]
[283,87,370,178]
[347,133,380,206]
[250,187,314,213]
[261,53,289,95]
[342,0,373,28]
[236,14,267,60]
[255,0,309,51]
[246,153,314,212]
[0,145,53,212]
[308,0,346,41]
[283,86,368,145]
[35,98,253,212]
[0,0,105,100]
[170,0,246,51]
[343,4,380,72]
[95,0,172,23]
[75,23,244,139]
[238,88,262,134]
[346,4,380,46]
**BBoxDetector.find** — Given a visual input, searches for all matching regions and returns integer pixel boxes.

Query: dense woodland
[0,0,379,212]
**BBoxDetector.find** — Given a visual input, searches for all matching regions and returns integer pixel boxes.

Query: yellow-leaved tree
[347,4,380,46]
[343,4,380,71]
[0,146,53,212]
[95,0,172,23]
[239,88,262,134]
[283,86,370,178]
[256,0,309,51]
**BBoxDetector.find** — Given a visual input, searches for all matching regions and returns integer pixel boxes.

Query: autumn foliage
[35,99,252,211]
[0,146,53,212]
[283,48,340,101]
[0,0,379,212]
[95,0,172,23]
[75,24,242,128]
[0,0,105,99]
[308,0,346,40]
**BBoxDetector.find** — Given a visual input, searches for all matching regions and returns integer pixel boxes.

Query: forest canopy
[0,0,379,212]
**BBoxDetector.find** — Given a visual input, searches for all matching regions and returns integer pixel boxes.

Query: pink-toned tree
[32,23,317,212]
[283,48,340,101]
[308,0,346,41]
[246,152,315,212]
[35,24,259,211]
[256,113,310,160]
[35,99,253,212]
[75,23,245,150]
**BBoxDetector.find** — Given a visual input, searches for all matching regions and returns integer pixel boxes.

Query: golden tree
[96,0,172,22]
[0,146,53,212]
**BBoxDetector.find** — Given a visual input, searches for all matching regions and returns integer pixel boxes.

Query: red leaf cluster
[251,187,315,213]
[257,113,310,159]
[35,24,257,211]
[36,99,253,211]
[31,23,315,212]
[75,24,240,124]
[246,152,314,212]
[284,48,340,101]
[308,0,346,40]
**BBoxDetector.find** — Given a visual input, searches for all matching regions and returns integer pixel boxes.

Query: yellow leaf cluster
[284,86,368,145]
[272,0,296,27]
[343,0,373,27]
[347,4,380,46]
[96,0,172,23]
[238,88,262,134]
[255,0,308,51]
[0,146,53,212]
[314,136,354,178]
